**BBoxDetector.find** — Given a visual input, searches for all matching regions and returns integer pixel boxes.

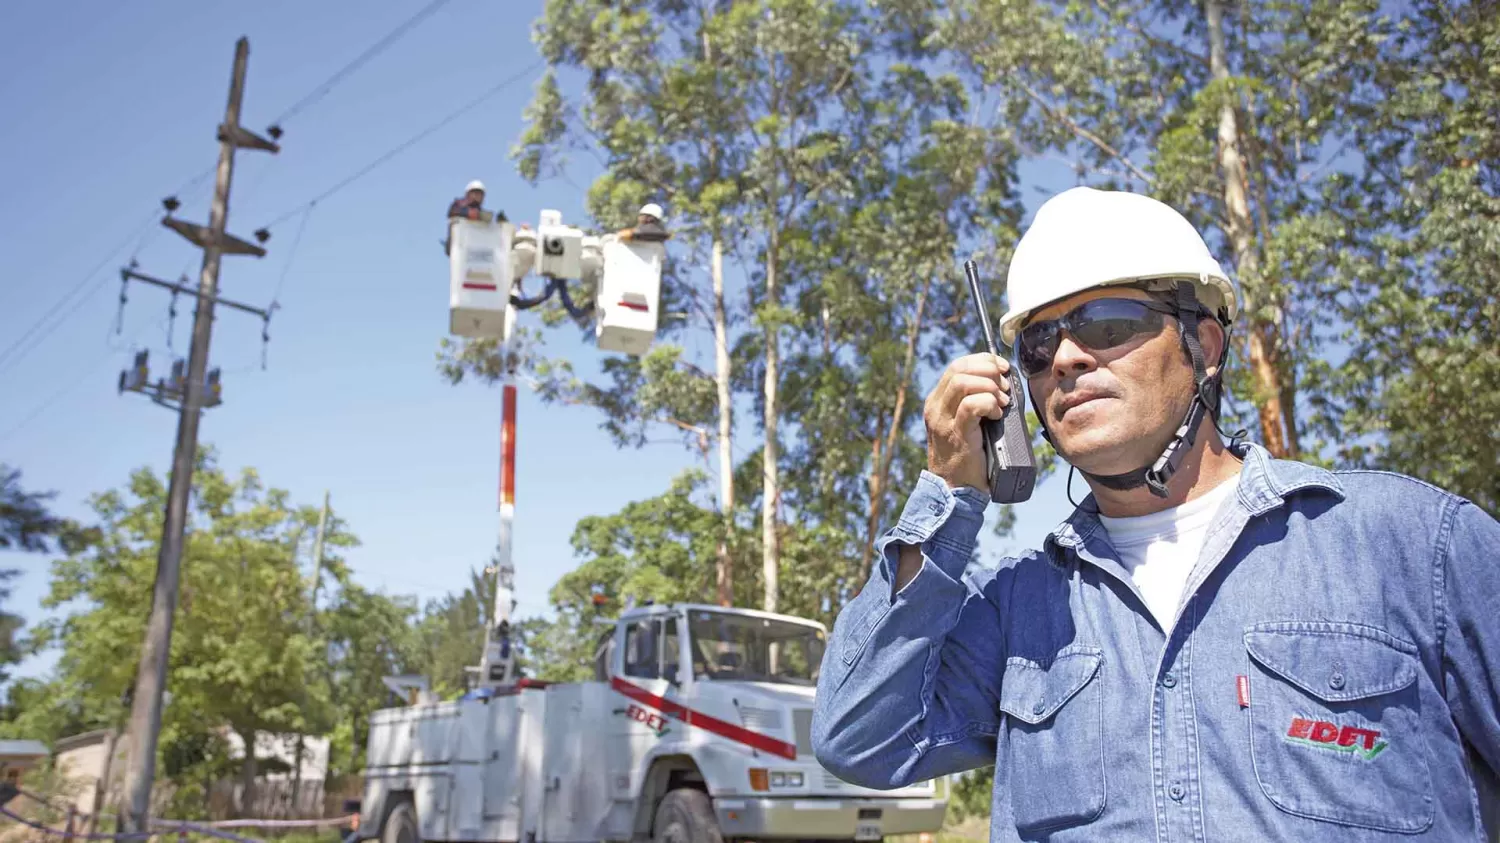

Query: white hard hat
[998,187,1238,346]
[639,203,664,221]
[466,180,486,193]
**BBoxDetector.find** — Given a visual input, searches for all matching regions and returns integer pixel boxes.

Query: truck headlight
[771,772,786,787]
[787,772,804,787]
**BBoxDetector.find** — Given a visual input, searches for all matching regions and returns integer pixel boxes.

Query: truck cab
[600,603,944,840]
[358,604,945,843]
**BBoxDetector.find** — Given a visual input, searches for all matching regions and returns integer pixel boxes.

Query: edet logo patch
[623,702,670,737]
[1284,716,1388,760]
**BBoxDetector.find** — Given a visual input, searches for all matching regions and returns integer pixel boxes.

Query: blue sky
[0,0,1081,684]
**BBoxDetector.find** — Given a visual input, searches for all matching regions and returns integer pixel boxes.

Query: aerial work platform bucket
[449,218,513,339]
[596,239,663,356]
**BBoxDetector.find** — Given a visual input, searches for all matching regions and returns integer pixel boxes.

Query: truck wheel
[653,788,722,843]
[382,801,421,843]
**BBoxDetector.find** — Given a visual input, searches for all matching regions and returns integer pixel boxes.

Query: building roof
[0,739,49,758]
[52,729,114,754]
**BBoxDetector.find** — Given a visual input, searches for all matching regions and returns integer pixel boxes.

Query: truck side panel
[479,689,547,841]
[539,684,616,843]
[413,773,452,840]
[519,691,547,843]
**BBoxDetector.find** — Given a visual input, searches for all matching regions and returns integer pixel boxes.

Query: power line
[0,317,163,448]
[0,209,161,377]
[260,59,545,230]
[270,204,316,306]
[268,0,458,129]
[150,0,454,215]
[168,164,218,203]
[6,44,537,388]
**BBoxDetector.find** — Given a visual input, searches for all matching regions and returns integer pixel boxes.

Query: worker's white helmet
[639,202,664,221]
[466,179,486,193]
[998,187,1238,346]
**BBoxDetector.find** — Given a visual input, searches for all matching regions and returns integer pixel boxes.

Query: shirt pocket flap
[1244,624,1418,703]
[998,647,1103,725]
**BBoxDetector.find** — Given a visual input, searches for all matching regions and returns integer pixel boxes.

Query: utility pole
[308,491,330,616]
[119,37,278,832]
[292,491,329,815]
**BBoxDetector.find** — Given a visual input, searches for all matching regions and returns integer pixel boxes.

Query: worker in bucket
[618,202,671,242]
[813,186,1500,841]
[444,179,507,255]
[447,179,496,223]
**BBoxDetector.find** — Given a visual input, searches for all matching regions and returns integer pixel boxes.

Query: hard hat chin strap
[1037,283,1229,501]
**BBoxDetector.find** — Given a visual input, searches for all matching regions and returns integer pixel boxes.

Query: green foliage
[0,464,81,683]
[947,766,996,824]
[13,454,339,752]
[320,581,422,778]
[0,453,431,789]
[415,566,496,698]
[0,569,21,684]
[1318,0,1500,514]
[0,464,66,552]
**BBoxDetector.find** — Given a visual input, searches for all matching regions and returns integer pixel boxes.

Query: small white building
[52,729,128,820]
[221,730,330,785]
[0,738,49,784]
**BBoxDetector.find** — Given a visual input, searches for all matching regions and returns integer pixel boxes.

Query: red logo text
[1284,716,1388,760]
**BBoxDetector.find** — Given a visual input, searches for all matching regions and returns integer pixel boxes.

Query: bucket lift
[441,202,666,691]
[595,237,664,355]
[448,218,514,339]
[445,207,663,355]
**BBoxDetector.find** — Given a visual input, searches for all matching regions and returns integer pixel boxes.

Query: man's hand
[894,354,1011,592]
[923,353,1012,492]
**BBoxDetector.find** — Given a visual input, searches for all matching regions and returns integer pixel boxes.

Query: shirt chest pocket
[997,646,1105,835]
[1244,622,1434,834]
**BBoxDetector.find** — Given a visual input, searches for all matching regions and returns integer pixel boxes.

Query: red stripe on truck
[610,676,798,760]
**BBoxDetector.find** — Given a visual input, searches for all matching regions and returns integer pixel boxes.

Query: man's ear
[1199,318,1227,378]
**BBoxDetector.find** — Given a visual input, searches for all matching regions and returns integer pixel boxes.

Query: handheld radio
[962,259,1037,503]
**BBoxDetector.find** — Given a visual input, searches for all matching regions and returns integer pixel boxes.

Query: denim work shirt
[812,442,1500,841]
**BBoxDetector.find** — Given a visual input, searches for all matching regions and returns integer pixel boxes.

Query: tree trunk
[291,733,305,817]
[712,236,735,606]
[237,728,258,818]
[762,223,782,614]
[1206,0,1292,458]
[862,276,931,576]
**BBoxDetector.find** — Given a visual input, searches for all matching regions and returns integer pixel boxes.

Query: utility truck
[355,603,946,843]
[373,194,941,841]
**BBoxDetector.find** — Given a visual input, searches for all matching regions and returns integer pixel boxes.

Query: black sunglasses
[1017,297,1180,377]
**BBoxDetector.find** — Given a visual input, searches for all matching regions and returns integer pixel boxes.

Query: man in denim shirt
[812,187,1500,841]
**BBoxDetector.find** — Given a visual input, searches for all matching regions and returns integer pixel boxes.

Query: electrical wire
[259,59,546,230]
[142,0,455,227]
[6,34,536,391]
[0,208,161,376]
[268,0,458,128]
[169,163,218,203]
[269,204,317,307]
[0,316,164,447]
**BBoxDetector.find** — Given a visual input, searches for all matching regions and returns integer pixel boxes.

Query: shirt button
[1329,672,1346,691]
[1162,672,1177,688]
[1168,783,1185,802]
[1032,701,1046,716]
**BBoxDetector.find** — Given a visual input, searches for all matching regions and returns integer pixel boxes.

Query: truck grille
[739,706,783,731]
[822,769,847,789]
[792,708,814,756]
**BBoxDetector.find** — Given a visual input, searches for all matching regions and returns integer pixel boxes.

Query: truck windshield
[687,611,826,686]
